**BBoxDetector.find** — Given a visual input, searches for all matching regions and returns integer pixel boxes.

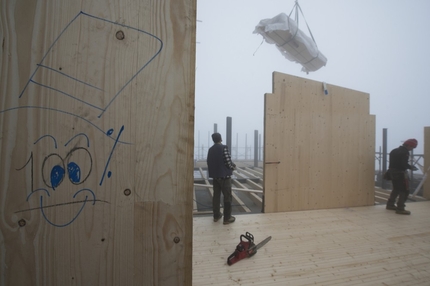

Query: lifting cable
[288,0,319,49]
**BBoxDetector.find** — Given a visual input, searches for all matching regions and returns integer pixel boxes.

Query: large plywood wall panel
[264,72,375,213]
[0,0,196,285]
[424,127,430,199]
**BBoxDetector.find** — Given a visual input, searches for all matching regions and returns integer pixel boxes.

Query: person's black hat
[211,133,222,143]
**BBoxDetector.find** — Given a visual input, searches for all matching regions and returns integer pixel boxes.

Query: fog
[194,0,430,160]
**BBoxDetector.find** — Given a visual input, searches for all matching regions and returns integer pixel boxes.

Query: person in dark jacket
[207,133,236,224]
[386,138,418,215]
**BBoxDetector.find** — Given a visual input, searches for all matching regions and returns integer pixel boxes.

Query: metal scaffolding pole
[382,128,388,189]
[226,117,232,152]
[254,130,259,167]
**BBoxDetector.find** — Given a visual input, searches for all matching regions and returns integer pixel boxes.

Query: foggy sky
[194,0,430,160]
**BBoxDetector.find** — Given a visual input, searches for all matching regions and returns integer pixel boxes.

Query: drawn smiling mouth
[18,188,108,227]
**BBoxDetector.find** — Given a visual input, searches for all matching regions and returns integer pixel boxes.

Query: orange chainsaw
[227,232,272,266]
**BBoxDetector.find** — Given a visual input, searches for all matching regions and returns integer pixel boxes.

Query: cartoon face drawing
[13,125,124,227]
[1,11,163,227]
[20,134,93,227]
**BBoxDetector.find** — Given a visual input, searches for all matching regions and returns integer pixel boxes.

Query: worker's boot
[386,204,397,210]
[223,216,236,225]
[396,192,410,215]
[395,209,411,215]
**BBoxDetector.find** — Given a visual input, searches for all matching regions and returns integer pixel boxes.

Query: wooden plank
[198,167,214,195]
[194,184,262,194]
[233,170,248,180]
[193,187,198,213]
[231,180,251,213]
[0,0,196,285]
[244,167,263,177]
[193,201,430,285]
[245,179,263,190]
[196,168,258,214]
[233,179,262,206]
[195,168,216,214]
[235,167,259,179]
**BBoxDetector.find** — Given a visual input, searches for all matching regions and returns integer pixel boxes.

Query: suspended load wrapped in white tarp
[254,13,327,73]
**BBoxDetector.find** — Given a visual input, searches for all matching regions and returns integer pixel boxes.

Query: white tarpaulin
[254,13,327,73]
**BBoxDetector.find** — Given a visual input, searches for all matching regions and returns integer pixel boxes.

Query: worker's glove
[411,166,418,171]
[232,163,237,170]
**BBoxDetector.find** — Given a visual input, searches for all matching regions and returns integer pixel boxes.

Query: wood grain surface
[264,72,375,212]
[0,1,195,285]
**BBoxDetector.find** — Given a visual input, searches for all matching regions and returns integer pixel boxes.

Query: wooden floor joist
[231,179,252,213]
[194,184,262,194]
[193,201,430,285]
[245,179,263,190]
[244,167,263,177]
[235,167,260,179]
[232,179,262,206]
[194,166,427,215]
[193,186,198,212]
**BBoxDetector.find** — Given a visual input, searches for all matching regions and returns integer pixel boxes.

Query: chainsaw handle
[246,232,254,241]
[240,232,254,243]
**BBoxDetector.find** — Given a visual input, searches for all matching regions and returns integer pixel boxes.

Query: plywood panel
[264,72,375,213]
[0,0,195,285]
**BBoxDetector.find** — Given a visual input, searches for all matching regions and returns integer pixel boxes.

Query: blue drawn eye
[43,153,65,189]
[66,147,92,185]
[68,162,81,183]
[51,165,65,189]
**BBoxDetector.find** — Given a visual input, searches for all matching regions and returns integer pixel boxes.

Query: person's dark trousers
[387,171,409,210]
[212,178,233,220]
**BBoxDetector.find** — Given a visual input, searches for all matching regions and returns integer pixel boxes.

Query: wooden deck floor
[193,201,430,285]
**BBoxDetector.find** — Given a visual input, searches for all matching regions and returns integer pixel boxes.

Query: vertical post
[378,146,381,185]
[226,117,232,152]
[198,130,200,160]
[236,133,239,160]
[382,128,388,189]
[245,134,248,160]
[254,130,258,167]
[259,133,262,162]
[212,124,217,157]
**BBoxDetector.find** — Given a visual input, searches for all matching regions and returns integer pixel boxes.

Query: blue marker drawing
[3,10,151,227]
[99,125,125,186]
[50,164,65,189]
[18,11,163,119]
[67,162,81,183]
[65,147,92,185]
[26,188,97,227]
[16,135,100,227]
